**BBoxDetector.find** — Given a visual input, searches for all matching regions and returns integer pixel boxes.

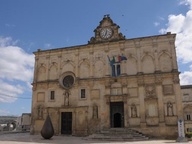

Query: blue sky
[0,0,192,116]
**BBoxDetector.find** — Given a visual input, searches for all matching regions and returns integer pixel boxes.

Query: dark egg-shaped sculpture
[41,115,54,139]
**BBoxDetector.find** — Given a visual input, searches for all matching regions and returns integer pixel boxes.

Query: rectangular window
[50,91,55,100]
[111,63,121,77]
[111,88,122,95]
[117,64,121,76]
[81,89,86,98]
[187,114,191,120]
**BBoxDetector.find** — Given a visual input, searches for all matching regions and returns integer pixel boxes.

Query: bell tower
[88,15,125,44]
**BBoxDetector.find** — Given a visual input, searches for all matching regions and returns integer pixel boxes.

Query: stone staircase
[88,128,149,141]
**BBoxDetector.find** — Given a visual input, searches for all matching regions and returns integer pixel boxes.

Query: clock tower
[88,15,125,44]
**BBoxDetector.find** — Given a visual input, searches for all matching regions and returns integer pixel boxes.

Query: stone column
[33,57,39,83]
[124,98,128,127]
[104,44,111,76]
[136,43,141,73]
[46,56,50,80]
[156,83,165,124]
[58,53,62,76]
[138,76,146,126]
[57,108,60,135]
[104,94,111,129]
[153,43,160,72]
[89,51,94,77]
[75,51,79,77]
[173,74,183,118]
[170,40,178,71]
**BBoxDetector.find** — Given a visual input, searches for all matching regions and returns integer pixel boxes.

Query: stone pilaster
[156,85,164,123]
[46,55,50,80]
[170,40,178,70]
[138,76,146,126]
[75,50,79,77]
[136,42,141,73]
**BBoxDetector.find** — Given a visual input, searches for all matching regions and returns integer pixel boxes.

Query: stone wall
[31,33,183,137]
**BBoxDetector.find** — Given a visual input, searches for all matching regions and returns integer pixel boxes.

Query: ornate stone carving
[155,75,162,85]
[32,84,36,91]
[37,105,44,119]
[131,104,137,118]
[137,76,144,86]
[88,15,125,44]
[145,84,156,98]
[173,74,180,84]
[92,105,98,119]
[167,102,174,116]
[37,83,47,90]
[64,90,70,106]
[121,78,127,87]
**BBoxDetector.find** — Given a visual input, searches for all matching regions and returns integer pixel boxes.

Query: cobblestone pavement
[0,133,191,144]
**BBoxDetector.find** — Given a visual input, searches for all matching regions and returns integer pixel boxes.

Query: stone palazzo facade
[31,15,183,137]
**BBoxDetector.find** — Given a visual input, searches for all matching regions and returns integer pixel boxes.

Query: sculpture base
[176,137,188,142]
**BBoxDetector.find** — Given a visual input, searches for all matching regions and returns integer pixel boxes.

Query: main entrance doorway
[110,102,124,128]
[61,112,72,134]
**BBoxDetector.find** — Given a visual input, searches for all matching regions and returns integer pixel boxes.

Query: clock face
[63,75,74,89]
[100,28,112,39]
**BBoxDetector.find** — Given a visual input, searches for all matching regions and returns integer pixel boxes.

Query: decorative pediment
[88,15,125,44]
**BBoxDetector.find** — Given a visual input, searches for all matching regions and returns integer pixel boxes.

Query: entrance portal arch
[110,102,124,128]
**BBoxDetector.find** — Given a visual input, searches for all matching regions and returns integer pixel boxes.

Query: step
[88,128,149,141]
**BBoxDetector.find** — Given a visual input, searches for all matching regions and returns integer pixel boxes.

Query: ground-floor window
[50,91,55,100]
[80,89,86,98]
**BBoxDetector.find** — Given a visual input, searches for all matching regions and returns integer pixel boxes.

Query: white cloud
[154,22,160,27]
[0,37,34,103]
[180,70,192,85]
[159,1,192,85]
[179,0,192,9]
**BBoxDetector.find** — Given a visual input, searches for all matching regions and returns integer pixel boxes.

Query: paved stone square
[0,133,191,144]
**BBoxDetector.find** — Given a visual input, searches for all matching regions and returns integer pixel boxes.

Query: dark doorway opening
[114,113,121,127]
[110,102,124,128]
[61,112,72,134]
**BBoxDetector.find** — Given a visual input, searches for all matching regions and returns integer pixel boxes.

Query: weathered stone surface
[30,15,186,138]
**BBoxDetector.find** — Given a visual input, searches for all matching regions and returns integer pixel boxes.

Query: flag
[121,54,127,61]
[118,55,121,62]
[107,55,115,66]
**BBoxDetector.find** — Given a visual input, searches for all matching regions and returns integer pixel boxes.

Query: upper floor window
[50,91,55,100]
[107,55,127,77]
[112,63,121,77]
[81,89,86,99]
[187,114,191,120]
